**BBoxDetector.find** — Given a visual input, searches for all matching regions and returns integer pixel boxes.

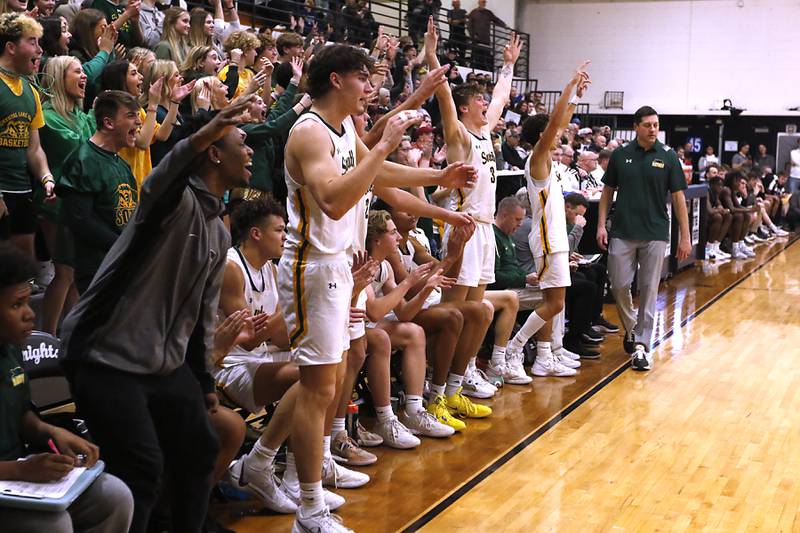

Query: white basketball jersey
[351,187,373,253]
[526,158,569,258]
[222,247,278,363]
[285,112,358,256]
[451,131,496,223]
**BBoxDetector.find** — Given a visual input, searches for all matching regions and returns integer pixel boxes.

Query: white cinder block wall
[517,0,800,115]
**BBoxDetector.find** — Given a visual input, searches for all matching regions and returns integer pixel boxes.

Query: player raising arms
[504,62,592,377]
[279,44,474,533]
[424,17,521,397]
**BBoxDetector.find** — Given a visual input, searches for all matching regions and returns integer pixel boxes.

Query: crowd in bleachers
[0,1,797,532]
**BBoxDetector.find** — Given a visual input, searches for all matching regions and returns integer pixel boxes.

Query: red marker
[47,438,61,455]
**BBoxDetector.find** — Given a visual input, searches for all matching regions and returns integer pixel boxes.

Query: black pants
[575,262,608,321]
[565,274,596,341]
[71,362,219,533]
[472,41,493,71]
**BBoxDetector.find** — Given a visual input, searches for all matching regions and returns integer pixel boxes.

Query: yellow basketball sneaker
[446,388,492,418]
[427,394,466,432]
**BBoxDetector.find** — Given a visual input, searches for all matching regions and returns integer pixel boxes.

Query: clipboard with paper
[0,460,104,512]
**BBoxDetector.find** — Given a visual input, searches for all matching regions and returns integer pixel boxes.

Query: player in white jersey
[503,62,592,378]
[280,44,477,533]
[423,17,524,402]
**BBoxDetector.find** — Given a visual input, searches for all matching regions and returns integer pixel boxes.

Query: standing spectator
[88,0,143,48]
[790,138,800,193]
[59,102,252,533]
[754,143,775,172]
[188,8,221,57]
[180,44,222,83]
[597,105,691,371]
[56,90,140,293]
[731,142,751,170]
[501,128,526,170]
[38,56,95,333]
[467,0,506,71]
[447,0,467,59]
[138,0,164,48]
[219,30,261,99]
[0,14,54,262]
[697,144,718,173]
[154,7,190,63]
[676,145,693,185]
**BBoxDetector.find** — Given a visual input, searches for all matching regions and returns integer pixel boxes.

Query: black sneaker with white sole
[623,331,636,354]
[593,316,620,334]
[582,330,604,343]
[630,344,651,371]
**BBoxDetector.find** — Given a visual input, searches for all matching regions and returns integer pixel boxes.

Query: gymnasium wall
[517,0,800,116]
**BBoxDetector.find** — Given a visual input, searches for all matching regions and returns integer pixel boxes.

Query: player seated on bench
[376,202,495,432]
[363,210,458,446]
[0,243,134,533]
[213,198,304,514]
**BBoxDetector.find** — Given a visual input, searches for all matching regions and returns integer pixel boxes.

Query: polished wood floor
[219,236,799,533]
[423,238,800,532]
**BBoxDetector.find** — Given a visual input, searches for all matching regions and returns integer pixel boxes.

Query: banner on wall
[691,198,700,246]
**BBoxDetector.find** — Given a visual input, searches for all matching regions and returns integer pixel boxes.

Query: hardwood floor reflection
[423,238,800,532]
[218,236,798,533]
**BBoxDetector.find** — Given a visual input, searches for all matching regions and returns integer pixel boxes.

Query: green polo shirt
[0,344,31,461]
[602,138,686,242]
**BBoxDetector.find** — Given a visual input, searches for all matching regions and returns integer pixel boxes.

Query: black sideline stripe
[401,236,798,532]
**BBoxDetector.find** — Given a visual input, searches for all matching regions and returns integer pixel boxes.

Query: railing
[187,0,530,79]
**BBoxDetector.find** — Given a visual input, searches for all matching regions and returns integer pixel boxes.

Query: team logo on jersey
[341,150,355,174]
[328,282,337,289]
[480,151,496,165]
[625,158,633,163]
[0,111,34,148]
[114,183,138,227]
[652,159,665,168]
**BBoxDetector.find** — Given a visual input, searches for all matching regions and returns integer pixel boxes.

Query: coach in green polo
[596,106,691,372]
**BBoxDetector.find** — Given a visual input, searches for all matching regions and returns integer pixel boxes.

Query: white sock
[536,341,552,361]
[375,404,395,423]
[322,435,331,460]
[245,439,278,470]
[508,311,546,351]
[284,452,298,487]
[490,345,506,366]
[299,481,325,518]
[430,382,446,397]
[444,372,464,397]
[405,395,424,416]
[332,417,346,437]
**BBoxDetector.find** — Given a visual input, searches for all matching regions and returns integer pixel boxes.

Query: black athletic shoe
[582,330,604,343]
[563,339,601,359]
[593,316,620,334]
[623,331,636,354]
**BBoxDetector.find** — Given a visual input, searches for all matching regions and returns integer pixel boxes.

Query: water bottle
[345,402,359,441]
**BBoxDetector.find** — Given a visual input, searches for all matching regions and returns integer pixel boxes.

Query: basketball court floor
[218,236,799,532]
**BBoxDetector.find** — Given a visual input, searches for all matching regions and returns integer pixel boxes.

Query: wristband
[170,99,181,105]
[568,95,580,106]
[40,173,53,185]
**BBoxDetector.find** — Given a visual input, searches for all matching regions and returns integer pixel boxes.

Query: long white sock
[508,311,547,351]
[284,451,298,487]
[405,395,424,416]
[444,372,464,397]
[322,435,331,460]
[536,341,552,362]
[299,481,325,518]
[245,439,278,470]
[490,345,506,366]
[332,417,346,437]
[430,382,446,397]
[375,404,395,423]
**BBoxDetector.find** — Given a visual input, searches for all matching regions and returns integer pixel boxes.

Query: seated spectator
[698,144,719,173]
[721,171,757,259]
[754,143,775,172]
[746,171,787,237]
[766,171,792,223]
[180,44,222,83]
[575,150,601,190]
[56,90,140,293]
[501,128,526,170]
[155,7,190,63]
[705,176,732,261]
[594,149,610,183]
[0,243,134,533]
